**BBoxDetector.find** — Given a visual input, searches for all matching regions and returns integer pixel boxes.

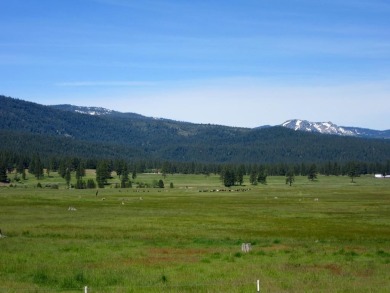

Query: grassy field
[0,172,390,292]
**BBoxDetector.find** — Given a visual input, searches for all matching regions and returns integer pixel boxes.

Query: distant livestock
[198,188,251,193]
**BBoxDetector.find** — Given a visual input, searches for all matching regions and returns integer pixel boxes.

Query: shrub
[86,179,96,189]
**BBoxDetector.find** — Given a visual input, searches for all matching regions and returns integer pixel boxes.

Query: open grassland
[1,173,390,292]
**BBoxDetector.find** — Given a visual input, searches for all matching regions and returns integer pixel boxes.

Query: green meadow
[1,172,390,292]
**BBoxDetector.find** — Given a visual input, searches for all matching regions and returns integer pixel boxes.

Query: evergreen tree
[221,167,235,187]
[75,161,85,180]
[333,162,340,176]
[96,161,110,188]
[161,161,171,177]
[158,179,164,188]
[249,169,258,185]
[0,161,7,183]
[300,162,307,176]
[75,179,86,189]
[32,154,44,180]
[114,159,124,178]
[307,163,317,181]
[49,157,58,172]
[29,156,36,176]
[346,161,359,183]
[65,168,71,187]
[120,163,129,188]
[285,169,295,186]
[58,160,67,178]
[293,164,301,176]
[236,165,245,186]
[87,179,96,189]
[46,162,51,178]
[16,159,25,175]
[324,161,332,176]
[257,171,267,185]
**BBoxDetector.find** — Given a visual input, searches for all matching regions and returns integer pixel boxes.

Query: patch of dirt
[322,263,343,275]
[283,263,344,276]
[126,247,212,266]
[356,268,374,278]
[344,246,367,254]
[262,244,291,251]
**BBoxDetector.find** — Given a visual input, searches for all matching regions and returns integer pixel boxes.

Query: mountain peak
[281,119,356,136]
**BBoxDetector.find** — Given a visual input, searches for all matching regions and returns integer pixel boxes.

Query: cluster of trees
[219,164,268,187]
[219,165,245,187]
[249,165,268,185]
[0,150,389,187]
[220,166,268,187]
[216,161,370,187]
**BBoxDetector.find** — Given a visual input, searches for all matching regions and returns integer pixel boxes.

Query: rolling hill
[1,95,390,164]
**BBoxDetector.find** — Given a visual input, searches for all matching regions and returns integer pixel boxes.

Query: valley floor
[0,174,389,292]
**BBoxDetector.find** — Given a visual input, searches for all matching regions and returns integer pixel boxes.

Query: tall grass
[1,173,389,292]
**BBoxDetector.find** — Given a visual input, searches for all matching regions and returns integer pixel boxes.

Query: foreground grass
[0,174,389,292]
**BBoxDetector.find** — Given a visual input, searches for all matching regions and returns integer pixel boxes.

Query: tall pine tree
[307,164,317,181]
[0,160,7,183]
[96,161,110,188]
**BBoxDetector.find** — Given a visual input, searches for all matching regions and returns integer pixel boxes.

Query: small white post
[84,285,88,293]
[257,279,260,292]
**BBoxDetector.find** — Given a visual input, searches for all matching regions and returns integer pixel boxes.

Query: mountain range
[1,95,390,164]
[52,104,390,139]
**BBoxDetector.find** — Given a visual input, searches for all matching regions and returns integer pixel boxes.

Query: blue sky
[1,0,389,129]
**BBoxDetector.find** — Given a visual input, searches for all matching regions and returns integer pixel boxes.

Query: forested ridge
[1,95,390,165]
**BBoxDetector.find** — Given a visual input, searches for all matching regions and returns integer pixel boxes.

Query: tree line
[1,151,389,186]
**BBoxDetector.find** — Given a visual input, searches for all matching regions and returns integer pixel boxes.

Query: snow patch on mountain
[281,119,356,136]
[74,107,113,116]
[51,104,114,116]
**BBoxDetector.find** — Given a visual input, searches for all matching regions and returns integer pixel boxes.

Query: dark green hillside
[157,126,390,163]
[0,130,142,160]
[1,95,390,164]
[1,95,184,146]
[0,95,248,148]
